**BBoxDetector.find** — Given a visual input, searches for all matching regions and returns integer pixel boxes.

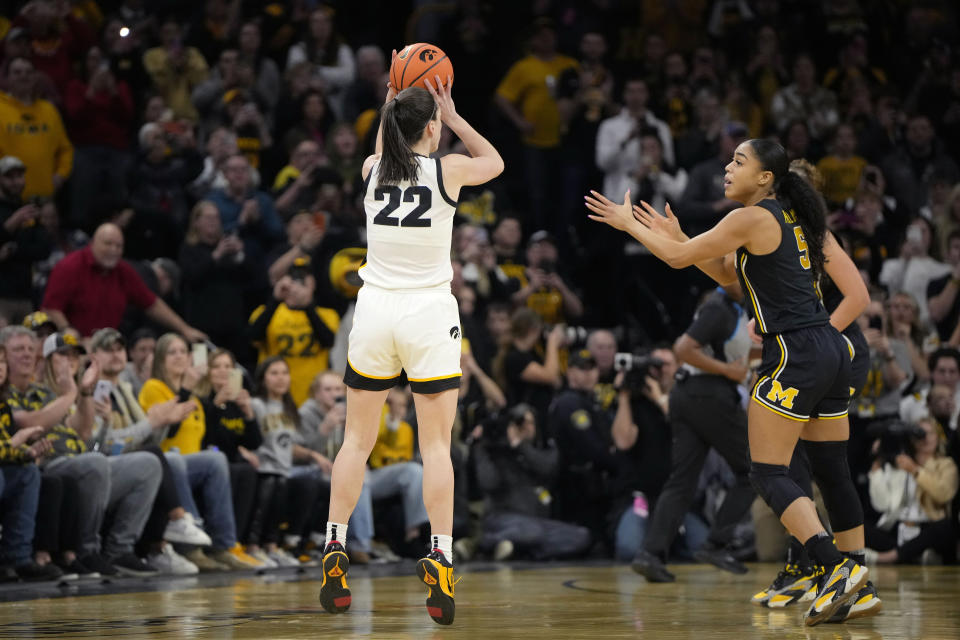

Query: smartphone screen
[227,368,243,398]
[192,343,208,368]
[93,380,113,403]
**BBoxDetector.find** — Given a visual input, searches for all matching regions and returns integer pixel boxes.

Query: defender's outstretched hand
[585,190,635,232]
[634,201,684,241]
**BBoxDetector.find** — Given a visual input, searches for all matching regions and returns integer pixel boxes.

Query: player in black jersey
[748,160,880,621]
[586,139,872,626]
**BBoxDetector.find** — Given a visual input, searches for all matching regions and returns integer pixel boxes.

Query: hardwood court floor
[0,562,957,639]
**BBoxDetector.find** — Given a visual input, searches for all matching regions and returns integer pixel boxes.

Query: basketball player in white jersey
[318,69,503,625]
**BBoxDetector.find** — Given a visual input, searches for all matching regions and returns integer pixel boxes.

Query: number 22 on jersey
[373,186,433,227]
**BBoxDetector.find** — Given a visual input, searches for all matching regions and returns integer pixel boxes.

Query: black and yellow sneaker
[318,542,351,614]
[804,558,868,626]
[416,550,457,625]
[827,580,883,623]
[751,563,819,607]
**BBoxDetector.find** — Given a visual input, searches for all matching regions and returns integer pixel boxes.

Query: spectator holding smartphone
[249,257,339,405]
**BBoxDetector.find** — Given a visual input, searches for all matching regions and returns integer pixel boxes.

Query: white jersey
[360,155,457,290]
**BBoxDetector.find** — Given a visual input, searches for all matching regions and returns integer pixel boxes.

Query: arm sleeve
[119,261,158,309]
[515,441,559,483]
[495,62,524,102]
[101,418,154,451]
[179,244,217,283]
[304,306,338,348]
[915,460,959,505]
[248,301,280,343]
[41,259,73,312]
[472,442,501,493]
[684,301,734,346]
[51,107,74,179]
[595,119,623,173]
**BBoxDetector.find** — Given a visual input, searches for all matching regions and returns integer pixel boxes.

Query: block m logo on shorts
[766,379,799,410]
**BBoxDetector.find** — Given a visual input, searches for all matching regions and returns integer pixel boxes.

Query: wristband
[80,390,94,397]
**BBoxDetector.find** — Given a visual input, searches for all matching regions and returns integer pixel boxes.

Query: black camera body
[614,352,663,392]
[867,419,925,464]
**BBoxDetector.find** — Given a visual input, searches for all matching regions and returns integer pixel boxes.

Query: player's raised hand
[585,190,635,232]
[634,201,684,241]
[424,74,458,124]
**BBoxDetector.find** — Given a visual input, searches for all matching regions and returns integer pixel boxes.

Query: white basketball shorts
[344,284,462,394]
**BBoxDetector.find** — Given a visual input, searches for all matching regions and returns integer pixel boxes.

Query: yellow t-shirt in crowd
[249,302,340,406]
[368,406,414,469]
[496,54,578,148]
[816,154,867,205]
[0,92,74,198]
[139,378,206,455]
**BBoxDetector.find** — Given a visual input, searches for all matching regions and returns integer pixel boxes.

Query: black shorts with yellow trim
[344,360,402,391]
[407,373,462,394]
[751,324,851,422]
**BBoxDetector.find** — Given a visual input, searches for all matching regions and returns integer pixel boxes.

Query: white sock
[326,522,348,548]
[432,534,453,563]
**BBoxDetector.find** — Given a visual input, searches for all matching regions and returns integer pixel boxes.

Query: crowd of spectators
[1,0,959,580]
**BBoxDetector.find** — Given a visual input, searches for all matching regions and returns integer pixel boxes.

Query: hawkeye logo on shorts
[449,326,460,339]
[765,380,799,410]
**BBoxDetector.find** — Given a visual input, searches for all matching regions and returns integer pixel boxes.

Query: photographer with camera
[632,284,755,582]
[248,257,340,406]
[473,403,591,561]
[493,308,564,425]
[511,231,583,325]
[867,418,957,564]
[606,347,678,562]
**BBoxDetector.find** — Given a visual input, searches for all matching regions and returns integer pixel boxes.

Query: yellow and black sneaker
[751,563,819,607]
[416,549,457,625]
[318,542,351,614]
[804,558,868,626]
[827,580,882,623]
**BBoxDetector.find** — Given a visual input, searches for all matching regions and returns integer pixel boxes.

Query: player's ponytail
[378,87,437,185]
[749,138,827,281]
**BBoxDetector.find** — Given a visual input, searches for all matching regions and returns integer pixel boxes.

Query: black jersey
[735,199,829,335]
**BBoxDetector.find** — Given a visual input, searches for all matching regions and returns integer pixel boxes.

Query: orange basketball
[390,43,454,91]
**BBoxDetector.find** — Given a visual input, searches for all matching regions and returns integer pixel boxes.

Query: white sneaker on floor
[149,545,199,575]
[164,513,212,546]
[249,549,278,568]
[267,548,301,568]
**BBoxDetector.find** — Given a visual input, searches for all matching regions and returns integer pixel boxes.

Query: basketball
[390,43,454,91]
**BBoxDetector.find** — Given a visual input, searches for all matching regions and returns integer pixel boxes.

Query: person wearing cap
[88,328,255,573]
[179,201,254,358]
[22,312,58,341]
[249,257,340,406]
[473,403,591,561]
[548,348,620,540]
[0,325,161,577]
[0,155,53,324]
[0,57,74,199]
[0,334,63,582]
[510,230,583,325]
[41,223,208,341]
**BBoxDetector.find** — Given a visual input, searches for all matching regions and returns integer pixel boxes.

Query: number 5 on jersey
[374,186,433,227]
[793,226,810,270]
